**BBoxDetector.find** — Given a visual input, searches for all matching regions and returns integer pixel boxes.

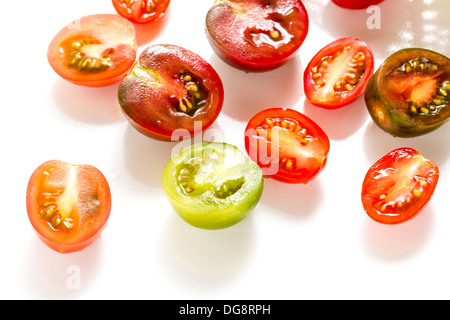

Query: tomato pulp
[26,160,112,253]
[206,0,309,71]
[304,37,374,109]
[118,44,224,141]
[47,14,137,87]
[245,108,330,184]
[361,148,439,225]
[112,0,170,24]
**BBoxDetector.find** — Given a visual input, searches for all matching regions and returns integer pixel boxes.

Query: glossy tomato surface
[332,0,384,9]
[26,160,112,254]
[304,37,374,109]
[112,0,170,24]
[162,142,263,230]
[47,14,137,87]
[206,0,309,71]
[118,44,224,141]
[365,48,450,137]
[245,108,330,184]
[361,148,439,225]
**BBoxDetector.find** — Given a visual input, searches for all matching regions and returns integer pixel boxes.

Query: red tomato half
[206,0,309,71]
[361,148,439,225]
[26,160,112,253]
[304,37,374,109]
[118,44,224,141]
[245,108,330,184]
[47,14,137,87]
[332,0,384,9]
[112,0,170,24]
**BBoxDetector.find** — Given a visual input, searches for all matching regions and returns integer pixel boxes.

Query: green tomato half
[162,142,264,230]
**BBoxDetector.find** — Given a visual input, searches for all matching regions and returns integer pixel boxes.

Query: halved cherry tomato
[118,44,224,141]
[245,108,330,184]
[47,14,137,87]
[304,37,374,109]
[332,0,384,9]
[26,160,112,253]
[162,142,263,230]
[365,48,450,137]
[112,0,170,24]
[206,0,309,71]
[361,148,439,225]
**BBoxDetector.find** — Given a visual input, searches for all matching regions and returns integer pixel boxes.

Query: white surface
[1,0,449,300]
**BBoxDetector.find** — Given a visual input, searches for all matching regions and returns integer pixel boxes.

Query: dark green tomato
[162,142,263,230]
[365,48,450,137]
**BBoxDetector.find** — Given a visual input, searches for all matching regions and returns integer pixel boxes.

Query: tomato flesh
[26,160,111,253]
[118,44,224,141]
[304,37,374,109]
[112,0,170,24]
[162,142,263,230]
[47,14,137,87]
[332,0,384,9]
[245,108,330,184]
[206,0,309,71]
[365,48,450,137]
[361,148,439,225]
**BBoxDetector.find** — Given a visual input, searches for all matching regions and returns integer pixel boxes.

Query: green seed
[51,215,62,229]
[42,207,56,220]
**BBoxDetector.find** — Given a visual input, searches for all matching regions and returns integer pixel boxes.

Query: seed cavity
[408,78,450,116]
[376,177,429,213]
[176,151,247,200]
[311,48,367,93]
[66,39,113,72]
[173,71,207,116]
[39,191,74,231]
[395,59,449,116]
[215,177,245,199]
[142,0,159,13]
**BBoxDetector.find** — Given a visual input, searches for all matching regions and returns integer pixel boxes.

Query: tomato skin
[47,14,137,87]
[332,0,384,9]
[112,0,170,24]
[361,148,439,225]
[118,44,224,141]
[26,160,112,254]
[304,37,374,109]
[365,48,450,137]
[245,108,330,184]
[205,0,309,71]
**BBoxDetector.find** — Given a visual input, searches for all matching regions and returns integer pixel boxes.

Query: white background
[1,0,449,300]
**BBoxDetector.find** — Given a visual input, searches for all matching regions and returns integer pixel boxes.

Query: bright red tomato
[47,14,137,87]
[245,108,330,184]
[112,0,170,24]
[332,0,384,9]
[26,160,112,254]
[304,37,374,109]
[361,148,439,225]
[206,0,309,71]
[118,44,224,141]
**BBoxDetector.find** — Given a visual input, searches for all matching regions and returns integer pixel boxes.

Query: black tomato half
[206,0,309,71]
[365,48,450,137]
[118,44,224,141]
